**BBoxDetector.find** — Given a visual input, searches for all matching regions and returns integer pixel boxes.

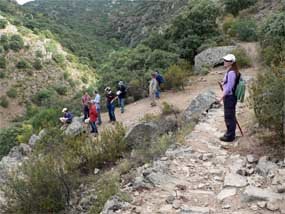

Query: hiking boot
[219,135,235,142]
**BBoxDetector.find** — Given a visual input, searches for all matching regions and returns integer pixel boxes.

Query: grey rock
[242,186,285,202]
[247,155,257,163]
[217,188,237,201]
[181,205,210,214]
[224,173,248,188]
[266,200,279,211]
[256,156,278,176]
[38,129,47,139]
[28,134,40,146]
[18,143,32,156]
[101,196,129,214]
[182,90,217,124]
[194,46,236,73]
[166,195,175,204]
[257,201,266,208]
[172,200,181,209]
[64,117,84,137]
[222,204,231,209]
[277,185,285,193]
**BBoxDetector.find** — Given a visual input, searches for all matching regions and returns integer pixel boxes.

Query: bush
[161,102,180,116]
[6,88,17,98]
[54,84,68,96]
[16,124,33,144]
[33,58,43,70]
[0,19,7,29]
[232,48,252,68]
[16,59,30,69]
[32,88,55,106]
[4,155,74,214]
[0,126,20,159]
[231,19,257,41]
[30,108,59,130]
[0,71,5,78]
[53,53,65,65]
[9,34,24,52]
[260,12,285,66]
[250,66,285,142]
[224,0,257,16]
[164,65,188,90]
[0,95,9,108]
[0,56,6,68]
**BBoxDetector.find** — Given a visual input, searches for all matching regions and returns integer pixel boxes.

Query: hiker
[93,90,102,125]
[82,91,91,121]
[149,73,158,107]
[117,81,127,113]
[105,87,117,123]
[59,108,73,128]
[219,54,240,142]
[88,101,98,134]
[155,71,164,99]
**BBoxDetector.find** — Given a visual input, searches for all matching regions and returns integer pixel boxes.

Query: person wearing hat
[117,81,127,113]
[219,54,241,142]
[105,87,117,123]
[59,108,73,126]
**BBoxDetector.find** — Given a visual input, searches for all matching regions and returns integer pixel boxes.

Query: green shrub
[54,84,68,96]
[33,58,43,70]
[232,48,252,68]
[164,65,188,90]
[53,53,65,65]
[30,108,59,130]
[231,19,257,41]
[32,89,55,106]
[224,0,257,16]
[161,102,180,116]
[0,95,9,108]
[0,126,20,159]
[35,50,43,58]
[260,12,285,66]
[223,15,235,34]
[250,66,285,143]
[4,155,74,214]
[16,124,33,144]
[0,46,4,54]
[0,56,6,68]
[9,34,24,52]
[0,19,7,29]
[16,59,30,69]
[0,71,5,78]
[6,88,17,98]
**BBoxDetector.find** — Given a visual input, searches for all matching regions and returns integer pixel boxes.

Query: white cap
[223,54,236,62]
[118,81,123,85]
[62,108,68,113]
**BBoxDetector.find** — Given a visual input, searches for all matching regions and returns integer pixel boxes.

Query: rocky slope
[0,16,95,128]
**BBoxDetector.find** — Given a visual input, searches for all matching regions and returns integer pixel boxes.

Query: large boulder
[64,116,84,137]
[182,90,217,124]
[101,196,129,214]
[242,186,285,202]
[194,46,236,73]
[256,156,278,176]
[124,115,177,149]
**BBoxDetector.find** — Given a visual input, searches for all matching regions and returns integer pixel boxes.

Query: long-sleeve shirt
[149,78,158,95]
[93,94,101,109]
[64,112,73,122]
[82,94,91,106]
[89,104,98,122]
[223,70,236,96]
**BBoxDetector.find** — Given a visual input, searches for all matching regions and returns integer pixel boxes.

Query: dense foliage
[224,0,257,16]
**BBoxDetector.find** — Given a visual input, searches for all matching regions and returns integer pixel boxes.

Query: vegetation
[0,126,20,159]
[232,48,252,68]
[0,95,9,108]
[6,88,17,98]
[0,18,7,29]
[164,65,189,90]
[224,0,257,16]
[16,59,30,69]
[0,56,6,68]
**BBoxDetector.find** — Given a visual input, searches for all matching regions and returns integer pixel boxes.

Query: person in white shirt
[93,90,102,125]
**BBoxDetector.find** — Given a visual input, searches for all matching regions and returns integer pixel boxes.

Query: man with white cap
[219,54,240,142]
[105,87,117,123]
[59,107,73,127]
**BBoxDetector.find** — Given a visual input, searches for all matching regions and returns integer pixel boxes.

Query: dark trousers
[107,103,116,122]
[223,95,237,139]
[83,105,89,120]
[89,121,98,133]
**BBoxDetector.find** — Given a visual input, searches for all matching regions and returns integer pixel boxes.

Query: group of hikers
[59,71,163,135]
[59,54,243,142]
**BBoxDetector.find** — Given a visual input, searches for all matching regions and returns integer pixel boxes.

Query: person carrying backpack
[219,54,241,142]
[117,81,127,113]
[155,71,164,99]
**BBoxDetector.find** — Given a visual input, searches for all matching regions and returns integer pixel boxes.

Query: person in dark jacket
[219,54,240,142]
[82,91,91,121]
[59,108,73,129]
[117,81,127,113]
[105,87,117,123]
[155,71,164,99]
[88,101,98,134]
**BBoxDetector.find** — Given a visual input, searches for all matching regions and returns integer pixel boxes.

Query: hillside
[0,13,96,128]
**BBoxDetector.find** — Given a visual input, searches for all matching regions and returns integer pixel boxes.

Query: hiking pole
[218,82,244,136]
